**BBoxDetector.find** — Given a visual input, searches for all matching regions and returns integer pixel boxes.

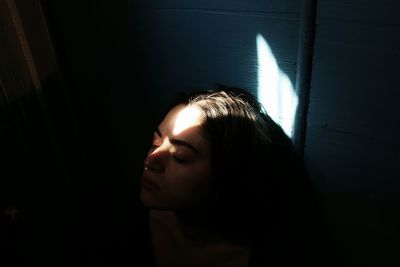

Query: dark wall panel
[305,0,400,265]
[144,10,298,95]
[131,0,301,111]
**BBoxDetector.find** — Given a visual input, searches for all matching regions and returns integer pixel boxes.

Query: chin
[140,189,170,210]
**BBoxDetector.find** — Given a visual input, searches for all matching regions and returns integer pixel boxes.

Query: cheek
[165,164,214,208]
[170,163,212,188]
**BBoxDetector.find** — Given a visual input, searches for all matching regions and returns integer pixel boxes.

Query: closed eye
[173,156,191,164]
[156,126,199,156]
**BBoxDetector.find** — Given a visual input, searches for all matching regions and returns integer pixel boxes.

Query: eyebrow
[156,126,200,155]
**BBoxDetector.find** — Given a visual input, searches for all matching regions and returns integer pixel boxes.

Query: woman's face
[140,104,214,211]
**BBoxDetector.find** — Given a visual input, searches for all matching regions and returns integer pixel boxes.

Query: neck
[152,210,247,249]
[150,209,222,245]
[175,209,224,245]
[149,209,251,267]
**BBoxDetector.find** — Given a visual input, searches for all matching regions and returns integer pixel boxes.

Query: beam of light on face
[173,105,203,135]
[256,34,298,137]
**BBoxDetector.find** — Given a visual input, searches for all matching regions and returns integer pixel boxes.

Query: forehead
[165,104,203,132]
[159,104,210,155]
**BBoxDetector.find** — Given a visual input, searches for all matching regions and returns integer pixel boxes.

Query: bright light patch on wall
[256,34,298,137]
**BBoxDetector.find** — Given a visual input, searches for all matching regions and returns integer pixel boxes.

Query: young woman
[137,86,330,267]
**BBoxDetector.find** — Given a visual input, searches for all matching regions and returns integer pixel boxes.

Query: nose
[144,145,167,173]
[144,157,164,173]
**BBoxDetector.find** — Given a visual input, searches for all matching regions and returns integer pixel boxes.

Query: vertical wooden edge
[5,0,71,183]
[293,0,318,159]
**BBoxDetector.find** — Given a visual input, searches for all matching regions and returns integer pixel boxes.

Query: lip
[141,174,161,191]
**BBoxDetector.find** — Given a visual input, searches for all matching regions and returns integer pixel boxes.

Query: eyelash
[173,156,189,164]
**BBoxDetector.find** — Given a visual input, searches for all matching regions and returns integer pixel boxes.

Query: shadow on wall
[256,33,298,138]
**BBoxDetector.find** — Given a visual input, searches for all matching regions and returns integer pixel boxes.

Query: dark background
[1,0,399,266]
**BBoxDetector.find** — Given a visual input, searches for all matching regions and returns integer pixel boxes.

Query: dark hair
[165,85,330,265]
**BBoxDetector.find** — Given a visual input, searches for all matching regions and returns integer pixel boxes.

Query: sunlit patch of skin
[172,105,204,136]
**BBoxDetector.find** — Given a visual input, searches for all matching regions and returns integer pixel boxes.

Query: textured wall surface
[305,0,400,265]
